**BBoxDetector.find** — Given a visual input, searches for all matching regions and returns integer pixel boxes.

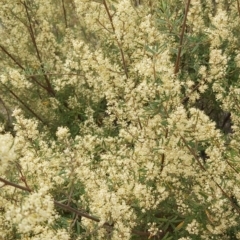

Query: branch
[0,177,31,192]
[221,112,231,129]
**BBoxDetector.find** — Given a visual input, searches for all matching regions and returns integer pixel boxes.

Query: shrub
[0,0,240,239]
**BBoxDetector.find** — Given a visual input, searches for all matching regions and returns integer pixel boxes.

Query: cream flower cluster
[5,188,57,234]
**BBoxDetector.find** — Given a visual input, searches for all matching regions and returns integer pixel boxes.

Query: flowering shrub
[0,0,240,239]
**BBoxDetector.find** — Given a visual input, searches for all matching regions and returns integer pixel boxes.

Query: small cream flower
[56,126,70,140]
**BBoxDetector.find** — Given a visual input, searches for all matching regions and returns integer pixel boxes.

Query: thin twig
[180,135,205,171]
[0,45,54,92]
[102,0,129,79]
[62,0,68,28]
[160,128,168,172]
[16,163,32,191]
[237,0,240,17]
[22,1,55,97]
[226,159,239,174]
[1,83,47,125]
[0,45,25,70]
[0,97,11,125]
[179,134,240,215]
[25,73,84,78]
[96,18,113,34]
[174,0,191,74]
[181,80,205,104]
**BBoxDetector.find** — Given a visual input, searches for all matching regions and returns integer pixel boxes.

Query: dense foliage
[0,0,240,239]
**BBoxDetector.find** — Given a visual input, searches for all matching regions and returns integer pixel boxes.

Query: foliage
[0,0,240,239]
